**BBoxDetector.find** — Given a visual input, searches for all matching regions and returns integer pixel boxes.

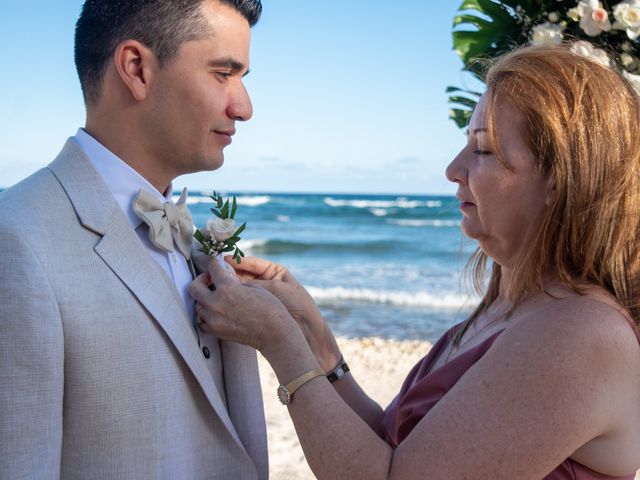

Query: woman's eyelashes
[474,148,493,156]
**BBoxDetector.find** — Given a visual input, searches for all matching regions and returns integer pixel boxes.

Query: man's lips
[213,128,235,144]
[214,128,236,136]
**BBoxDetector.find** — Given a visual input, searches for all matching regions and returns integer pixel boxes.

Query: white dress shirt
[73,128,195,322]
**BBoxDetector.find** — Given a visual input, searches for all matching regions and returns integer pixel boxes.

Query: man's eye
[215,72,232,80]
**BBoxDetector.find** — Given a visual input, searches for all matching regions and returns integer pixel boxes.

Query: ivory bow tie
[133,188,193,260]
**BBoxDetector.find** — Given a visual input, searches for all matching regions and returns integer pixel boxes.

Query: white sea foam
[369,208,389,217]
[171,195,213,205]
[276,215,291,222]
[236,195,271,207]
[239,239,268,250]
[386,219,460,228]
[172,194,270,206]
[307,286,477,310]
[324,197,442,209]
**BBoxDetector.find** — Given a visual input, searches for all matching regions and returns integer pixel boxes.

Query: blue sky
[0,1,477,195]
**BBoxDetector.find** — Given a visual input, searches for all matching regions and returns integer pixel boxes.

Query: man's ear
[545,175,556,207]
[113,40,158,101]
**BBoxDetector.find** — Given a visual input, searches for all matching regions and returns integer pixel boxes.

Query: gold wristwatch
[277,369,324,405]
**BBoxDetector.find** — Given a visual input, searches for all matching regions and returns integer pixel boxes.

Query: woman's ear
[545,176,556,207]
[113,40,158,101]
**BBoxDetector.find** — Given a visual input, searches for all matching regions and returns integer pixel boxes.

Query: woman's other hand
[226,256,341,372]
[188,257,295,355]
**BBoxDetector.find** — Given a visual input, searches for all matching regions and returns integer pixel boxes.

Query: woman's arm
[226,256,386,431]
[191,259,640,479]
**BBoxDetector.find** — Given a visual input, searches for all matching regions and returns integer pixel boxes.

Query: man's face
[145,1,253,178]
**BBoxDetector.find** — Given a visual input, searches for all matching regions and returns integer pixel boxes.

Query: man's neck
[83,123,172,193]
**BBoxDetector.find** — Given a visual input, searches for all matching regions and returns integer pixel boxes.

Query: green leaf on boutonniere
[194,230,207,244]
[233,222,246,238]
[220,199,230,219]
[231,196,238,219]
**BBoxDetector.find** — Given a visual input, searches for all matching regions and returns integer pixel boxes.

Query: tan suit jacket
[0,140,268,479]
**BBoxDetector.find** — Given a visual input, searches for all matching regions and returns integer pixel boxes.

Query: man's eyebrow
[207,57,250,76]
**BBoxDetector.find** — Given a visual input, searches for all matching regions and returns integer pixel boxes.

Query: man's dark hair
[74,0,262,105]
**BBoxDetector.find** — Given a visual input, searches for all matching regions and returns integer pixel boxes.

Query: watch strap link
[326,355,350,383]
[277,368,324,405]
[287,369,325,393]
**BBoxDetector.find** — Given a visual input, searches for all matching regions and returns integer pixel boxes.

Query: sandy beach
[258,336,432,480]
[258,336,640,480]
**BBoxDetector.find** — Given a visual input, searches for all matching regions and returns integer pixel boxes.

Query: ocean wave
[369,208,389,217]
[386,219,460,228]
[241,238,393,254]
[236,195,271,206]
[324,197,442,209]
[307,286,477,310]
[239,239,269,250]
[276,215,291,222]
[173,194,271,206]
[187,196,214,205]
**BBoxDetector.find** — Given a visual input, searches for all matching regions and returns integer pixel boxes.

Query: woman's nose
[445,149,467,185]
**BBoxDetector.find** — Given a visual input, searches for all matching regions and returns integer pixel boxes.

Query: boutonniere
[194,191,246,263]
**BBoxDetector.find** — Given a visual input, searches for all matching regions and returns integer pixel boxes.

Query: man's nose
[227,82,253,121]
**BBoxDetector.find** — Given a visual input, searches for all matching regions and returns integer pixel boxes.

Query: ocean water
[187,192,481,343]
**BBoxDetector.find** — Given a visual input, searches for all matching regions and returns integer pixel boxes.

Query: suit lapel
[48,139,247,450]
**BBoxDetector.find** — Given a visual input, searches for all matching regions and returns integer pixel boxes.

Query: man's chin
[201,155,225,172]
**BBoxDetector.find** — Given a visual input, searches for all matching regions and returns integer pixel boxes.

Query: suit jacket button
[202,346,211,359]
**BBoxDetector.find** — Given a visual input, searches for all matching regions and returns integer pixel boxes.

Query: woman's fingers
[226,255,285,280]
[225,255,266,272]
[188,273,214,307]
[207,256,235,283]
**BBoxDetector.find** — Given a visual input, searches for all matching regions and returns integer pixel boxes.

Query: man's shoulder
[0,138,97,224]
[0,167,65,224]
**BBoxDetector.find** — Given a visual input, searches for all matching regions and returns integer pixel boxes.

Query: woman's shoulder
[513,285,634,336]
[498,288,640,380]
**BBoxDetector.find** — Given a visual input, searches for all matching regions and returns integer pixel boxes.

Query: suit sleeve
[0,225,64,479]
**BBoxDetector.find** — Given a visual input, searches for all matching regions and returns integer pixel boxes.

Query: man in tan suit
[0,1,268,478]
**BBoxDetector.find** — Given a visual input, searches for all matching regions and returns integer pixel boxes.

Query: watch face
[277,385,291,405]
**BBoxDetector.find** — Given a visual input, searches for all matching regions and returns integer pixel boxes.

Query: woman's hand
[225,256,342,372]
[188,258,296,356]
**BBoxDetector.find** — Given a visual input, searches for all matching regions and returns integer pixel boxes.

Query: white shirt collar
[72,128,173,229]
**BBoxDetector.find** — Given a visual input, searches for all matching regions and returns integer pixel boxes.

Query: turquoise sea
[186,191,480,343]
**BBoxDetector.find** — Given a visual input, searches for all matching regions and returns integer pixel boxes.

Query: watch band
[277,369,324,405]
[326,355,350,383]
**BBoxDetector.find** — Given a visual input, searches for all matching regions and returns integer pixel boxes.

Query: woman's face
[446,94,552,267]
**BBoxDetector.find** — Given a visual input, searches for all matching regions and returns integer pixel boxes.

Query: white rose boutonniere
[194,191,246,263]
[206,218,237,241]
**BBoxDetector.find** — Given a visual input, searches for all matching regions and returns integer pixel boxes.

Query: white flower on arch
[530,22,564,46]
[623,70,640,96]
[570,40,612,67]
[577,0,612,36]
[613,0,640,40]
